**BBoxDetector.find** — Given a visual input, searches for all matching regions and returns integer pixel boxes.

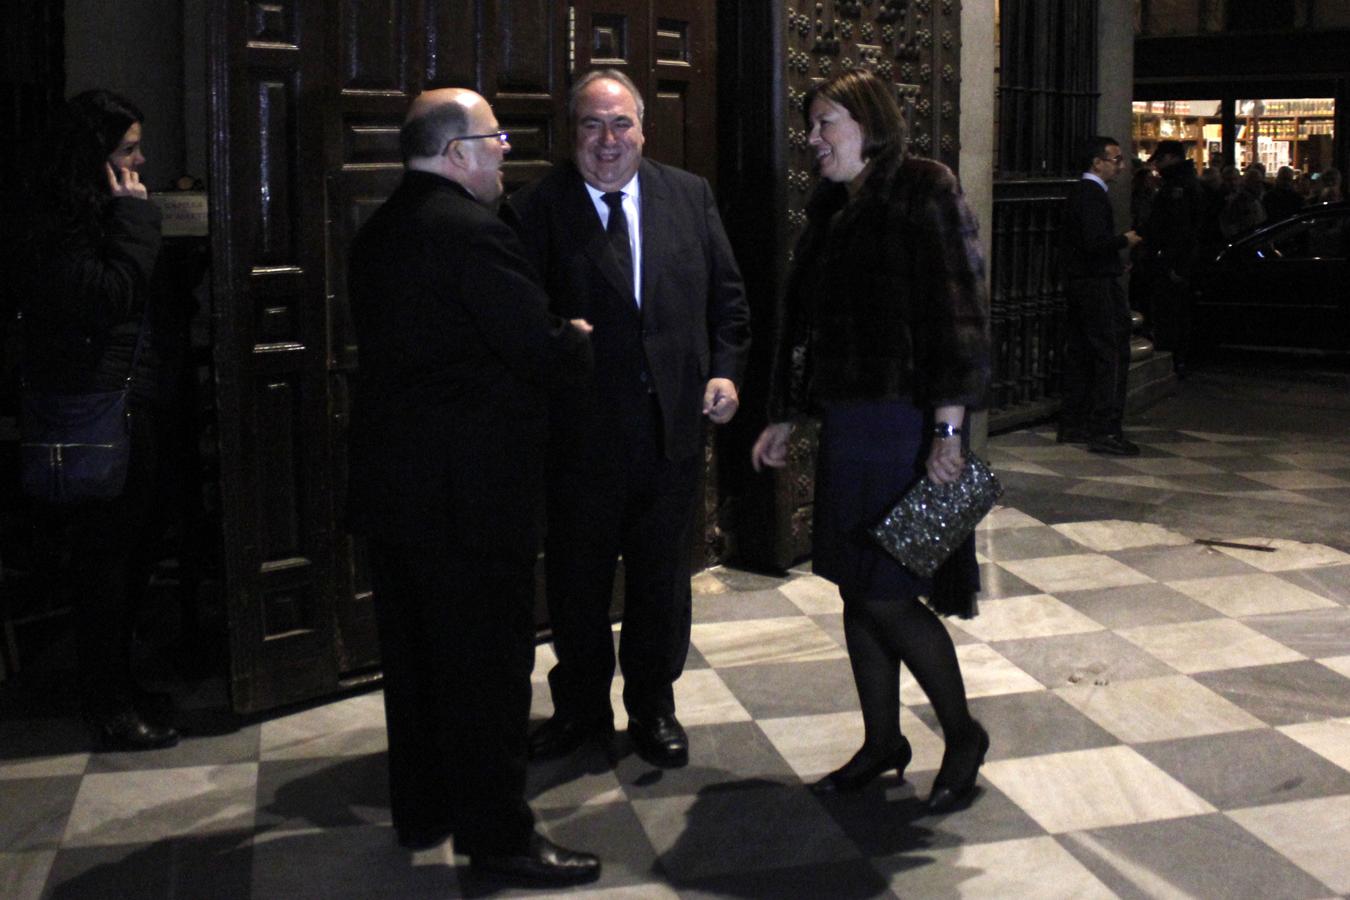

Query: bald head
[400,88,485,165]
[400,87,511,202]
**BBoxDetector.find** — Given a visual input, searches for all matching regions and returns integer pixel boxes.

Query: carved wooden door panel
[210,0,568,713]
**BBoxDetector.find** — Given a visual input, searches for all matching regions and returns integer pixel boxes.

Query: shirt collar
[583,171,641,206]
[1082,172,1108,192]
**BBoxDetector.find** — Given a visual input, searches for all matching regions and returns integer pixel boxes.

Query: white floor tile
[1117,618,1306,673]
[1228,795,1350,893]
[1055,675,1266,743]
[982,746,1214,833]
[62,764,257,847]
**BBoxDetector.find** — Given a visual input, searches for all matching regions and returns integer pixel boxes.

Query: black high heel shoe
[925,720,989,813]
[811,736,913,794]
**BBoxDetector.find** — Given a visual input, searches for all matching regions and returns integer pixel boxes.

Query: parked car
[1192,201,1349,352]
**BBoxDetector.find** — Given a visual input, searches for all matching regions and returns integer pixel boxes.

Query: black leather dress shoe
[91,708,180,752]
[528,714,613,761]
[470,833,601,886]
[628,714,688,768]
[811,737,913,794]
[926,720,990,814]
[1087,433,1141,456]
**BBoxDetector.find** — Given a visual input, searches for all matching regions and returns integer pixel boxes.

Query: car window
[1256,213,1348,261]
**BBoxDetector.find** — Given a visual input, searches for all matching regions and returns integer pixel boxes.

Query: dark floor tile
[991,431,1058,447]
[532,801,657,887]
[87,722,261,774]
[44,830,254,900]
[613,721,797,799]
[1277,566,1350,604]
[0,776,81,852]
[632,782,860,882]
[1127,430,1198,445]
[249,825,456,899]
[1135,729,1350,811]
[715,658,860,719]
[691,588,804,623]
[679,857,894,899]
[825,771,1045,855]
[975,526,1088,562]
[975,562,1042,600]
[1243,608,1350,658]
[1057,814,1333,900]
[810,611,847,650]
[1207,455,1302,473]
[1105,543,1262,582]
[990,631,1175,690]
[1064,480,1173,506]
[255,753,390,831]
[910,691,1118,762]
[1040,459,1144,478]
[1054,582,1220,630]
[1194,661,1350,726]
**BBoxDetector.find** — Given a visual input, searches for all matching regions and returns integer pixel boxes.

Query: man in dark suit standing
[513,70,751,768]
[346,87,599,886]
[1059,135,1143,456]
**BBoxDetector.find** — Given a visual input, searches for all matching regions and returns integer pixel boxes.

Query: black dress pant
[367,541,536,854]
[1062,276,1132,438]
[41,405,161,714]
[545,396,701,723]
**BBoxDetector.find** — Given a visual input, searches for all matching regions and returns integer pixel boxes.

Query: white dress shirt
[584,173,642,306]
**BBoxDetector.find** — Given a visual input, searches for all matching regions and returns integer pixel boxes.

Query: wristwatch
[932,422,962,439]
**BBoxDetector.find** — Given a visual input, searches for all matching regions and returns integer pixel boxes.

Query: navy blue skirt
[812,399,932,602]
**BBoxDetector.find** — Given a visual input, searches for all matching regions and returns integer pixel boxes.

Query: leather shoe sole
[470,834,600,886]
[628,715,689,768]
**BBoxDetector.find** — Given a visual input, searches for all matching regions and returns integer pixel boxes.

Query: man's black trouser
[1062,276,1132,438]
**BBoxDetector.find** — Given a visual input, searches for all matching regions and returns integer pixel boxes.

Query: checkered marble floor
[4,480,1349,898]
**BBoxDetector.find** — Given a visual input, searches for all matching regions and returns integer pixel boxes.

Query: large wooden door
[209,1,721,713]
[208,0,568,714]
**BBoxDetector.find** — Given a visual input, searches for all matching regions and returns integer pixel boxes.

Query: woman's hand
[106,162,147,200]
[926,434,964,484]
[751,422,794,472]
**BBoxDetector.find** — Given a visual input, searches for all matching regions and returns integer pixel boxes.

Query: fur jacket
[767,150,990,422]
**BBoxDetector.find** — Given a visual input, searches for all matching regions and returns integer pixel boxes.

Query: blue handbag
[19,387,133,503]
[18,312,147,505]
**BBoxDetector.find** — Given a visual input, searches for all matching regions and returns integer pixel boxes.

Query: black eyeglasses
[450,131,509,146]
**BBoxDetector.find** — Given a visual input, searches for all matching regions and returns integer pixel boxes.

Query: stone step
[1127,349,1178,412]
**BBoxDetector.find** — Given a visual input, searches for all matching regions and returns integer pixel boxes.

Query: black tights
[841,592,973,757]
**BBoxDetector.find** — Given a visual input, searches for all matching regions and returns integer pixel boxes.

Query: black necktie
[602,191,635,300]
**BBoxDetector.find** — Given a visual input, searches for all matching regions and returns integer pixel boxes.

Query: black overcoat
[345,170,591,555]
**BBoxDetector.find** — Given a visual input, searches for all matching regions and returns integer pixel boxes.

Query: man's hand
[751,422,793,471]
[106,163,147,200]
[1123,229,1142,249]
[703,377,739,424]
[569,318,593,335]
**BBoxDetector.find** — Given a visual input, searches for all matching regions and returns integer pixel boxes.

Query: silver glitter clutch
[868,453,1003,578]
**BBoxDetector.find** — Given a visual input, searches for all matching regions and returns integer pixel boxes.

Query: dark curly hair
[32,90,145,246]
